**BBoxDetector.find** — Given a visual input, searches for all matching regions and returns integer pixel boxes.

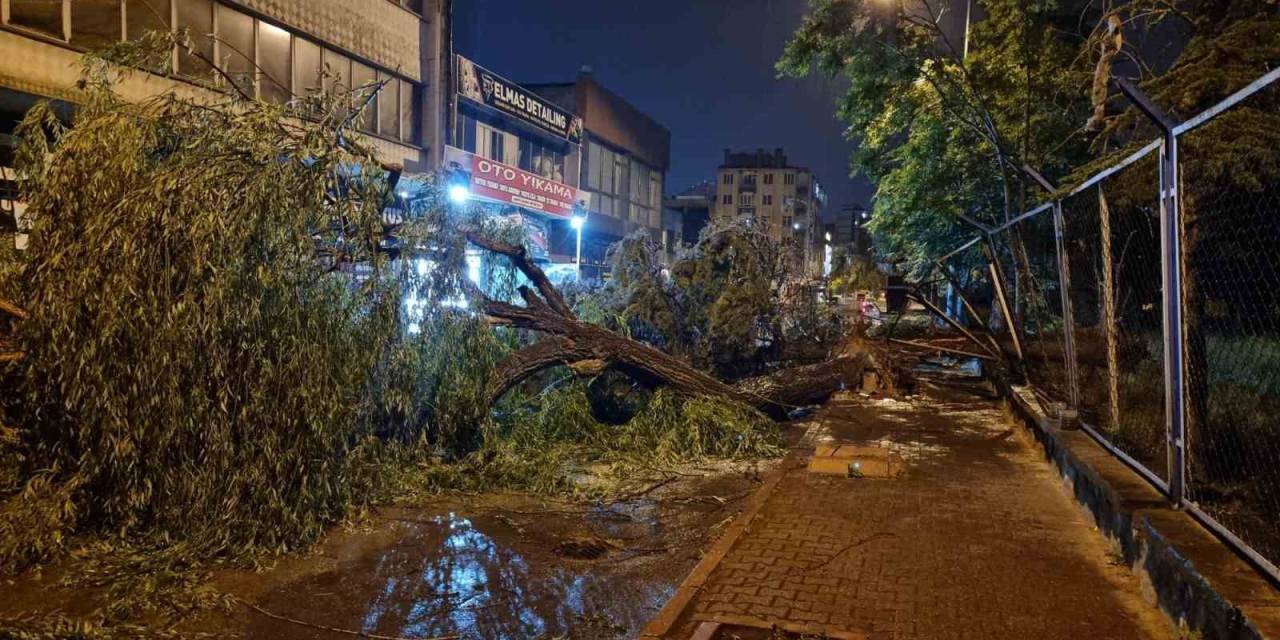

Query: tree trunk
[469,233,870,420]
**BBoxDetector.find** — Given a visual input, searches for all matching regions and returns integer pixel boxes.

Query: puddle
[237,512,674,639]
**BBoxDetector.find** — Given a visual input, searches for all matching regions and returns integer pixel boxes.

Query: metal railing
[923,66,1280,585]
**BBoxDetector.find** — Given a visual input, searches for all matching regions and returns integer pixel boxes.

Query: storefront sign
[445,146,587,220]
[456,55,583,144]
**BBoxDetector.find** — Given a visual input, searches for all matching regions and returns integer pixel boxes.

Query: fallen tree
[467,233,871,420]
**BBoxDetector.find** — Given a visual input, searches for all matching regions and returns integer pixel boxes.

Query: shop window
[72,0,123,49]
[10,0,64,39]
[352,61,377,133]
[323,49,351,93]
[258,20,292,104]
[377,72,399,139]
[293,37,323,96]
[399,81,418,144]
[175,0,213,79]
[214,4,254,96]
[126,0,169,41]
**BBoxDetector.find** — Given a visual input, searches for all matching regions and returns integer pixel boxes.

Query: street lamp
[570,215,585,282]
[448,184,470,205]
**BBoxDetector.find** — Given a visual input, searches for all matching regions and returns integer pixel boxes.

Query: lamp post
[570,214,585,282]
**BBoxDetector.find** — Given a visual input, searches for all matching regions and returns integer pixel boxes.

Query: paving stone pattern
[677,385,1176,640]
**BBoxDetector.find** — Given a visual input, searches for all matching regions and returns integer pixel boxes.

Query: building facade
[526,69,671,281]
[831,203,873,256]
[0,0,451,249]
[446,54,590,280]
[713,148,826,274]
[664,180,715,249]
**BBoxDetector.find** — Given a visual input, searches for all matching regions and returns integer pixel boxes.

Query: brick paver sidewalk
[656,380,1176,639]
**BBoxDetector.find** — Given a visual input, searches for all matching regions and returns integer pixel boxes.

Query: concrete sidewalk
[648,381,1177,640]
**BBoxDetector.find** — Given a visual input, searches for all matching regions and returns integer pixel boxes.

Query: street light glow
[570,215,585,230]
[793,222,802,230]
[448,184,470,205]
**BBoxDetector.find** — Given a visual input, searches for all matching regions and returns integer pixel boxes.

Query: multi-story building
[446,55,590,280]
[526,68,671,281]
[0,0,452,249]
[831,203,873,257]
[664,181,715,249]
[713,148,826,274]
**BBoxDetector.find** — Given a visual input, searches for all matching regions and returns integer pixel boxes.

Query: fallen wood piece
[0,297,26,320]
[889,338,996,361]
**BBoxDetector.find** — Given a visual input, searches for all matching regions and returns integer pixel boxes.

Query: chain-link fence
[918,67,1280,581]
[1178,76,1280,569]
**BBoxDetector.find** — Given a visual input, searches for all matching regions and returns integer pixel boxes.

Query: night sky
[452,0,878,220]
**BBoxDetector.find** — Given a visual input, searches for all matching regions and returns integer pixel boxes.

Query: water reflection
[357,514,672,639]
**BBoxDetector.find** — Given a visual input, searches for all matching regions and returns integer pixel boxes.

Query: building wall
[229,0,422,81]
[0,0,442,172]
[525,72,671,275]
[713,166,818,244]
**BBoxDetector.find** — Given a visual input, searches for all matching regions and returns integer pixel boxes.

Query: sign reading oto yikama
[445,146,587,219]
[455,55,583,144]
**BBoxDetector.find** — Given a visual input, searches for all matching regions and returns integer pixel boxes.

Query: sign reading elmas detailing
[445,146,587,219]
[455,55,583,145]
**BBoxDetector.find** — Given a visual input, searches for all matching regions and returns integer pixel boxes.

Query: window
[176,0,214,79]
[742,173,756,186]
[293,37,323,96]
[763,173,774,185]
[762,195,773,206]
[722,194,732,205]
[784,173,796,186]
[258,21,292,104]
[126,0,169,41]
[352,62,377,133]
[398,0,424,13]
[72,1,123,49]
[723,173,734,185]
[399,81,417,144]
[377,73,399,139]
[475,122,515,164]
[740,194,754,206]
[783,216,792,228]
[519,138,565,182]
[215,4,254,95]
[613,155,629,201]
[323,48,351,92]
[10,0,65,39]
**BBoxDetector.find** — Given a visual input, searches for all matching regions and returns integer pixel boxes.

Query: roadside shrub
[0,49,442,567]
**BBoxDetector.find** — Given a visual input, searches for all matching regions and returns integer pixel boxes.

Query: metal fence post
[1161,133,1188,507]
[982,237,1024,363]
[1114,76,1187,507]
[1051,201,1081,408]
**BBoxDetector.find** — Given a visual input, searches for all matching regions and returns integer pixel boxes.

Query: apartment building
[714,148,826,274]
[0,0,451,248]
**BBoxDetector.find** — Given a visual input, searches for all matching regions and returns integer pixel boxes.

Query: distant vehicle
[860,298,882,325]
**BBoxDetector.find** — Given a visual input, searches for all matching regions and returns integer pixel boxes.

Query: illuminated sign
[456,55,583,144]
[445,146,588,220]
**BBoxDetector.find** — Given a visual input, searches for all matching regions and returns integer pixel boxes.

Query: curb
[1002,385,1278,640]
[639,424,816,639]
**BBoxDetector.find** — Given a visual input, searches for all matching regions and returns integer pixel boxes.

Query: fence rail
[924,66,1280,584]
